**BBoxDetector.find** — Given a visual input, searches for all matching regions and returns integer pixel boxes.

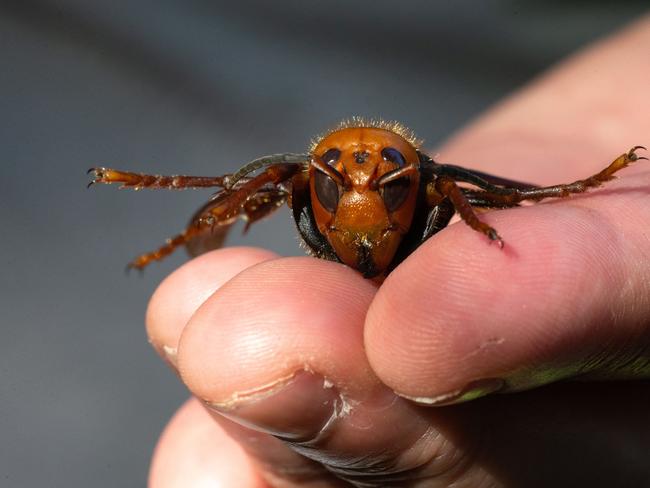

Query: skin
[147,16,650,488]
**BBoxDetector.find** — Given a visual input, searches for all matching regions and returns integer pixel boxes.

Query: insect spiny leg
[87,167,228,190]
[126,231,198,272]
[436,176,505,247]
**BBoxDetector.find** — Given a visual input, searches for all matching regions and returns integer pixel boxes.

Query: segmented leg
[435,176,504,247]
[241,189,288,233]
[196,164,302,225]
[127,230,198,271]
[457,146,647,206]
[126,164,302,270]
[87,167,228,189]
[463,190,523,209]
[434,146,646,247]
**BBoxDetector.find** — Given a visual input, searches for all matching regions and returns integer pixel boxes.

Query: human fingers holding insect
[142,16,650,488]
[148,250,650,487]
[150,251,486,487]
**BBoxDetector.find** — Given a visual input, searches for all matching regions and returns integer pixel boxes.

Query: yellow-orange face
[309,127,420,278]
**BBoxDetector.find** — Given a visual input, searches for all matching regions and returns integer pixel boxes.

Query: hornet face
[309,127,420,278]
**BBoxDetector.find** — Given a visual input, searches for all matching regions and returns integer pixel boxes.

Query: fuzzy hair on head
[309,117,422,152]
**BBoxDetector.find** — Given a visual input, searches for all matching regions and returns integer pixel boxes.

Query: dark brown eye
[321,148,341,166]
[314,170,340,213]
[381,178,410,212]
[381,147,406,167]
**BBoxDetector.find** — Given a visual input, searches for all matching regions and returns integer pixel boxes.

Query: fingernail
[399,378,505,406]
[205,370,341,440]
[148,339,181,374]
[161,344,179,371]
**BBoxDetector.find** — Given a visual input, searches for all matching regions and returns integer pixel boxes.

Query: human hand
[146,17,650,487]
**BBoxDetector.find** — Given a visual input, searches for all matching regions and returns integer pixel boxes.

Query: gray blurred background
[1,1,648,486]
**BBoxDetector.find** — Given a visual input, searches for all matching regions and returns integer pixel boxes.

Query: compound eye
[321,148,341,166]
[314,170,340,213]
[381,177,410,212]
[381,147,406,167]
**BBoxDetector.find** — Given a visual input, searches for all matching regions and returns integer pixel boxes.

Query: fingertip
[176,256,377,404]
[365,204,637,401]
[146,247,278,366]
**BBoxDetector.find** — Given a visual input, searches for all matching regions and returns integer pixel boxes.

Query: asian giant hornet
[88,118,646,280]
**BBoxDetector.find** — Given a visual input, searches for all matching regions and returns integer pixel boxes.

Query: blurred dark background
[1,1,647,486]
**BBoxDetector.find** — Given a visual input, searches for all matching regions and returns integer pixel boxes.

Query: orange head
[309,122,421,278]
